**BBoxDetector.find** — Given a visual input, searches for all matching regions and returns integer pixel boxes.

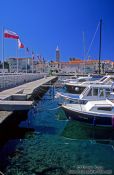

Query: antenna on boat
[98,19,102,74]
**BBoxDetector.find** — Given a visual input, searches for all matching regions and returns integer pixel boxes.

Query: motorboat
[61,75,92,84]
[61,76,77,84]
[61,99,114,127]
[56,84,114,104]
[65,75,114,93]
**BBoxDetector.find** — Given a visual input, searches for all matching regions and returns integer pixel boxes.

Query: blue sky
[0,0,114,62]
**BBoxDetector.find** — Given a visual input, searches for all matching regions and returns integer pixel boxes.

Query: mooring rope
[0,171,4,175]
[33,105,61,112]
[33,97,57,109]
[46,106,61,110]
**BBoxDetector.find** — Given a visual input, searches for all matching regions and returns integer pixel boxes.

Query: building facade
[8,57,32,73]
[6,57,114,74]
[49,58,114,74]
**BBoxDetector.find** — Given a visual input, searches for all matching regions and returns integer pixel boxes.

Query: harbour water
[0,79,114,175]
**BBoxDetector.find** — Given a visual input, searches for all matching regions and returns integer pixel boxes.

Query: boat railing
[80,86,90,99]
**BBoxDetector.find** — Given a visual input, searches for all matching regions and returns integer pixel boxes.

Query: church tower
[56,46,60,62]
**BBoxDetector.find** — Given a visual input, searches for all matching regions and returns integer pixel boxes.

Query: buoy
[69,116,71,120]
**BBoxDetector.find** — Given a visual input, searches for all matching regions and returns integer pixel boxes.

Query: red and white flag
[4,29,19,39]
[18,39,24,48]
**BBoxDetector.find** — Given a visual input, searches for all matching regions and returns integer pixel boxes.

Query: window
[78,79,86,82]
[105,88,110,97]
[97,107,112,111]
[110,78,114,82]
[87,89,92,96]
[99,89,104,97]
[93,88,98,96]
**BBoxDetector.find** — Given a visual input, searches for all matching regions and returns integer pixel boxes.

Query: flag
[37,55,42,63]
[43,57,45,63]
[26,47,29,53]
[18,39,24,48]
[4,29,19,39]
[32,51,34,60]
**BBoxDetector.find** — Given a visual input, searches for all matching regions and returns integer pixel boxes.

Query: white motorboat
[56,83,114,104]
[62,75,92,84]
[61,99,114,127]
[65,75,114,93]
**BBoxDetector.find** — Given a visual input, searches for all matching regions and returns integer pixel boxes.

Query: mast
[83,32,86,74]
[2,27,5,75]
[98,19,102,74]
[16,40,19,73]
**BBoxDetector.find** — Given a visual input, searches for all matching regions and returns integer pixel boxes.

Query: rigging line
[47,106,61,110]
[33,98,59,110]
[86,21,100,59]
[37,106,61,111]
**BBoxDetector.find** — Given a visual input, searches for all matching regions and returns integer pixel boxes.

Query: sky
[0,0,114,62]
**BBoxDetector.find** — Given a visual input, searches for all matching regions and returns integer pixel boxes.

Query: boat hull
[62,106,112,127]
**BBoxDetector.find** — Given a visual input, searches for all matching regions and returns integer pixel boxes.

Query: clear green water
[0,86,114,175]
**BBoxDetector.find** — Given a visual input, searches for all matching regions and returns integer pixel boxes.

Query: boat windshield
[97,107,112,111]
[78,78,89,82]
[71,77,77,79]
[99,76,107,82]
[93,88,98,96]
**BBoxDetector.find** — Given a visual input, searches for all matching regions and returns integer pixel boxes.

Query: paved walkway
[0,76,57,124]
[0,76,56,100]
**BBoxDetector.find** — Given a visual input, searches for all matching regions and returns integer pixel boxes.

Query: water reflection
[61,117,114,146]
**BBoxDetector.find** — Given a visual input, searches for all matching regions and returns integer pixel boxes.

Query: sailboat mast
[98,19,102,74]
[83,32,86,74]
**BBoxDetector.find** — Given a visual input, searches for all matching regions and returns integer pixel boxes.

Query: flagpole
[2,27,5,75]
[32,52,33,73]
[16,40,19,73]
[25,48,27,74]
[32,57,33,73]
[2,27,5,89]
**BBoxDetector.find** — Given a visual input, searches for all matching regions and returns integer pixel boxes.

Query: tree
[4,62,9,69]
[0,62,9,70]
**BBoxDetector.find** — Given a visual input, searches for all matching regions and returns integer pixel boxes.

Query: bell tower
[56,46,60,62]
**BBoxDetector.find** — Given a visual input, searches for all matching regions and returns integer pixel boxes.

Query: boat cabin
[57,84,114,104]
[80,84,114,101]
[65,75,114,93]
[85,100,114,115]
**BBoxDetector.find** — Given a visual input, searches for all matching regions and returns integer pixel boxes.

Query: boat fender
[69,116,71,120]
[75,87,79,91]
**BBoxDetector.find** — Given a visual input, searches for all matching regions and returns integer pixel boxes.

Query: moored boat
[61,99,114,127]
[56,83,114,104]
[65,75,114,93]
